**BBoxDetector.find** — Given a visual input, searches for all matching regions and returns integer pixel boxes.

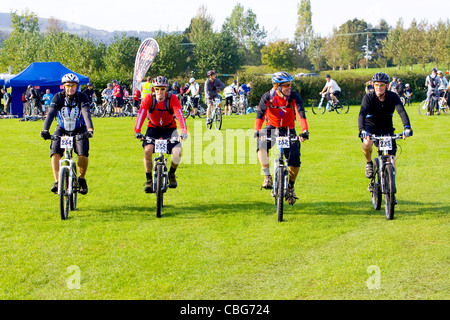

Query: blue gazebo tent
[5,62,89,117]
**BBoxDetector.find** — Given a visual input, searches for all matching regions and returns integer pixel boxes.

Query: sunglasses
[282,83,292,88]
[64,84,77,88]
[154,87,167,92]
[374,83,386,88]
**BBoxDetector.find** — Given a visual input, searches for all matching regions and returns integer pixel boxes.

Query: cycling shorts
[50,126,90,158]
[142,127,181,154]
[256,125,301,168]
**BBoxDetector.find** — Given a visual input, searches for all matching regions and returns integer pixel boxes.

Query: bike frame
[371,134,401,195]
[57,136,77,196]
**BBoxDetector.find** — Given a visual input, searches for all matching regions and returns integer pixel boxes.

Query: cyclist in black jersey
[359,72,413,178]
[40,73,94,194]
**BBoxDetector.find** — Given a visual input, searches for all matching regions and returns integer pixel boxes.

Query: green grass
[0,105,448,300]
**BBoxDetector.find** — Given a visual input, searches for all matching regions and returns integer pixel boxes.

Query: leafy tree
[151,32,189,79]
[261,39,298,71]
[306,35,326,71]
[185,5,214,45]
[383,19,405,69]
[192,31,243,78]
[222,3,267,65]
[294,0,313,52]
[433,20,450,70]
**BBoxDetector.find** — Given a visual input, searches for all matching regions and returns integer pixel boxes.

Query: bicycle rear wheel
[156,165,164,218]
[59,167,70,220]
[276,167,284,222]
[384,163,396,220]
[311,101,325,115]
[214,108,222,130]
[371,158,382,210]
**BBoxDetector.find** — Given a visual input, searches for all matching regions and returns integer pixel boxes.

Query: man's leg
[77,155,89,194]
[362,138,374,178]
[168,146,182,188]
[50,153,61,193]
[258,149,272,189]
[143,144,154,193]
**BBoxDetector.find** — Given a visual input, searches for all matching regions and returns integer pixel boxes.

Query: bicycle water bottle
[326,101,330,110]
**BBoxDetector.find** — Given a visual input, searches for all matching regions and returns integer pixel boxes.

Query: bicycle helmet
[437,70,443,75]
[405,83,410,87]
[189,77,195,83]
[173,81,179,88]
[62,73,79,84]
[371,72,390,83]
[271,71,294,85]
[207,70,216,77]
[151,76,169,87]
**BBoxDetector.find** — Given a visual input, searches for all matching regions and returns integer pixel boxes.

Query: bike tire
[214,108,222,130]
[337,101,349,114]
[400,97,406,106]
[384,163,396,220]
[59,167,70,220]
[418,100,428,115]
[70,166,78,211]
[156,165,164,218]
[372,158,382,210]
[276,167,284,222]
[311,101,325,115]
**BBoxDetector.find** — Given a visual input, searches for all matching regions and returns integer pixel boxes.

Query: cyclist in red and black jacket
[254,71,309,205]
[134,76,188,193]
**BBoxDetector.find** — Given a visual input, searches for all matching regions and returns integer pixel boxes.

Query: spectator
[437,71,449,97]
[396,78,405,97]
[112,80,123,115]
[425,68,441,115]
[82,83,97,104]
[42,89,54,115]
[388,77,398,94]
[185,78,201,118]
[2,89,11,115]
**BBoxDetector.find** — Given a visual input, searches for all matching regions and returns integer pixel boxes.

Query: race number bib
[155,139,168,153]
[60,136,73,149]
[276,137,290,149]
[379,137,392,151]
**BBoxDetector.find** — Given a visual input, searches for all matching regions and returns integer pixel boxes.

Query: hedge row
[239,70,432,107]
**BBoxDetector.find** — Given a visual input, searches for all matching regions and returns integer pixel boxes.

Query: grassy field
[0,103,448,300]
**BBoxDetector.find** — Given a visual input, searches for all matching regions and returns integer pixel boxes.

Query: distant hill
[0,12,158,43]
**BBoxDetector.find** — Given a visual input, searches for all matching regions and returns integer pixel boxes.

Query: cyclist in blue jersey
[40,73,94,195]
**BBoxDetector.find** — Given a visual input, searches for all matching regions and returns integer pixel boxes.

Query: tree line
[0,3,449,92]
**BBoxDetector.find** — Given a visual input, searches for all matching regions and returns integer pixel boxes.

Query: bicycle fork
[271,159,288,198]
[153,157,168,193]
[58,160,74,196]
[379,156,397,195]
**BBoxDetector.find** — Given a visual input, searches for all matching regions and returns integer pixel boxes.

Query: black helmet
[371,72,390,83]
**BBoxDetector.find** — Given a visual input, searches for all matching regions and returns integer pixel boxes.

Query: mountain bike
[237,93,248,115]
[182,96,204,119]
[206,97,222,130]
[311,93,349,114]
[266,131,306,222]
[418,96,448,115]
[140,137,178,218]
[51,133,89,220]
[400,93,412,106]
[102,98,114,117]
[367,134,403,220]
[90,98,105,117]
[119,97,134,117]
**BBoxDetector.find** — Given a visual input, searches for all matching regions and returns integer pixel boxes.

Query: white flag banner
[132,38,160,96]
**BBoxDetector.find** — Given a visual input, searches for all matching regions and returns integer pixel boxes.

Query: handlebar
[369,134,403,141]
[50,133,91,141]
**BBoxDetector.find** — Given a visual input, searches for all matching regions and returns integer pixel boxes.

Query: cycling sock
[169,166,177,174]
[146,172,152,181]
[288,181,295,188]
[263,167,270,176]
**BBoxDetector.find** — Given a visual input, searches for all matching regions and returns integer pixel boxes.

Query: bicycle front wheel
[418,100,428,115]
[372,158,382,210]
[384,163,396,220]
[70,166,78,211]
[214,108,222,130]
[59,167,70,220]
[335,101,349,114]
[276,167,284,222]
[311,101,325,115]
[156,165,164,218]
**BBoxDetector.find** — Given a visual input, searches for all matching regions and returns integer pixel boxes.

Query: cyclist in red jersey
[134,76,188,193]
[254,71,309,205]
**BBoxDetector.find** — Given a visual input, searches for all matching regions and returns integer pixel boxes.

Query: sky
[3,0,449,41]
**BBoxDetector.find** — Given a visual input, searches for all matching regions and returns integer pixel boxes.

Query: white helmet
[189,77,195,83]
[62,73,79,84]
[405,83,410,87]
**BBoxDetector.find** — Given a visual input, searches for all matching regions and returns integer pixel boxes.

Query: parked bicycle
[266,130,308,222]
[367,134,403,220]
[102,98,115,117]
[418,97,448,115]
[400,93,412,107]
[119,97,135,117]
[139,137,178,218]
[311,93,349,115]
[206,96,223,130]
[49,133,90,220]
[90,98,105,117]
[182,96,205,119]
[237,93,248,115]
